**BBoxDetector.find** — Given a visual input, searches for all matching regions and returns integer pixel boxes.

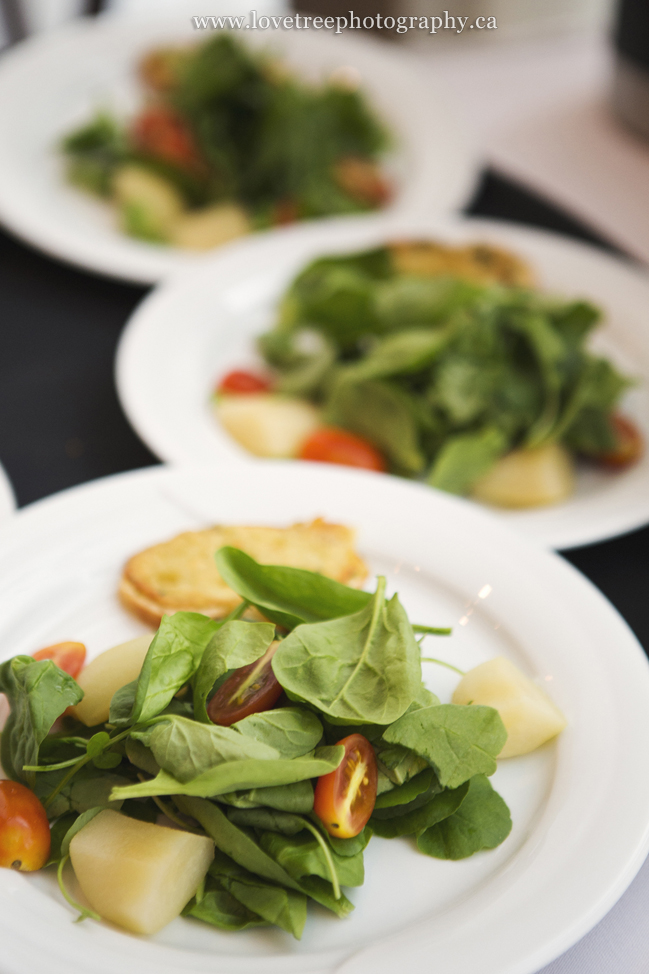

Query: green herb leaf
[273,578,421,725]
[131,613,221,725]
[192,620,275,723]
[416,774,512,858]
[215,547,370,630]
[382,704,507,788]
[0,657,83,784]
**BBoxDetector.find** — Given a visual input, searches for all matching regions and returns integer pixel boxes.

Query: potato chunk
[113,165,184,242]
[217,394,321,458]
[452,656,567,758]
[71,635,152,727]
[170,203,250,250]
[69,809,214,934]
[471,443,575,508]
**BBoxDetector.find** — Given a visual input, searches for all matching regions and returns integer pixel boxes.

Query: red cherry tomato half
[207,642,283,726]
[217,370,273,395]
[598,414,644,468]
[314,733,377,838]
[298,427,387,473]
[131,106,204,173]
[0,781,51,872]
[32,642,86,679]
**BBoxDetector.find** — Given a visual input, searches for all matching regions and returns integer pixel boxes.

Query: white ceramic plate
[116,215,649,550]
[0,461,16,523]
[0,15,475,284]
[1,461,649,974]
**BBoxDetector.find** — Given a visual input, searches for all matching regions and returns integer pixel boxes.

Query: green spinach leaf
[215,547,370,630]
[370,782,469,838]
[0,656,83,784]
[234,708,323,757]
[131,613,220,725]
[382,704,507,788]
[273,577,421,725]
[259,831,364,887]
[192,621,275,723]
[218,780,314,813]
[416,774,512,859]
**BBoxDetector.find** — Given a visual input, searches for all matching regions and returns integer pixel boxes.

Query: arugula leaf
[192,620,275,723]
[273,578,421,725]
[0,657,83,784]
[234,708,323,757]
[109,747,344,800]
[215,547,370,630]
[382,704,507,788]
[370,782,469,838]
[416,774,512,859]
[132,613,220,725]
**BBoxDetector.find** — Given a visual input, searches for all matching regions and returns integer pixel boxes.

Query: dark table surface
[1,167,648,650]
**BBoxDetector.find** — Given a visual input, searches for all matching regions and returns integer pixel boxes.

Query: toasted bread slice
[389,240,535,288]
[119,518,368,627]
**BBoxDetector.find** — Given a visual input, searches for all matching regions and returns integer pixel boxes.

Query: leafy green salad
[61,34,391,250]
[0,547,513,939]
[218,241,640,508]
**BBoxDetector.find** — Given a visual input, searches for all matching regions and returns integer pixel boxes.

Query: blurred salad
[214,239,643,508]
[61,34,391,250]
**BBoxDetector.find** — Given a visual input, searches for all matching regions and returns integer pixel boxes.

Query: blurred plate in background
[116,214,649,550]
[0,14,476,283]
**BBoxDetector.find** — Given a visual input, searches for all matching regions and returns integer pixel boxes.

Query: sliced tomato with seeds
[299,427,387,472]
[314,733,377,838]
[32,641,86,679]
[597,414,643,468]
[217,370,273,395]
[207,642,282,726]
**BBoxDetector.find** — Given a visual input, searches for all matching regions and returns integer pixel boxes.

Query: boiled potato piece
[71,635,152,727]
[170,203,250,250]
[452,656,567,758]
[113,165,184,242]
[472,443,575,508]
[217,394,321,458]
[70,809,214,934]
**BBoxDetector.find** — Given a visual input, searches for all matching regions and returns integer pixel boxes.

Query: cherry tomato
[273,199,300,226]
[131,106,205,173]
[0,781,51,872]
[217,370,273,395]
[314,734,377,838]
[333,157,391,207]
[32,642,86,679]
[598,414,644,468]
[207,642,283,726]
[299,427,387,472]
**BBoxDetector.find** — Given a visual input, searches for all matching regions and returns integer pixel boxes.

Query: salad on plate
[214,239,643,508]
[0,544,565,939]
[61,33,391,251]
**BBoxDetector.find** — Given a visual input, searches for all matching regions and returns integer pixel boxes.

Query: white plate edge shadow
[0,461,649,974]
[0,16,477,284]
[115,213,649,550]
[0,462,17,522]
